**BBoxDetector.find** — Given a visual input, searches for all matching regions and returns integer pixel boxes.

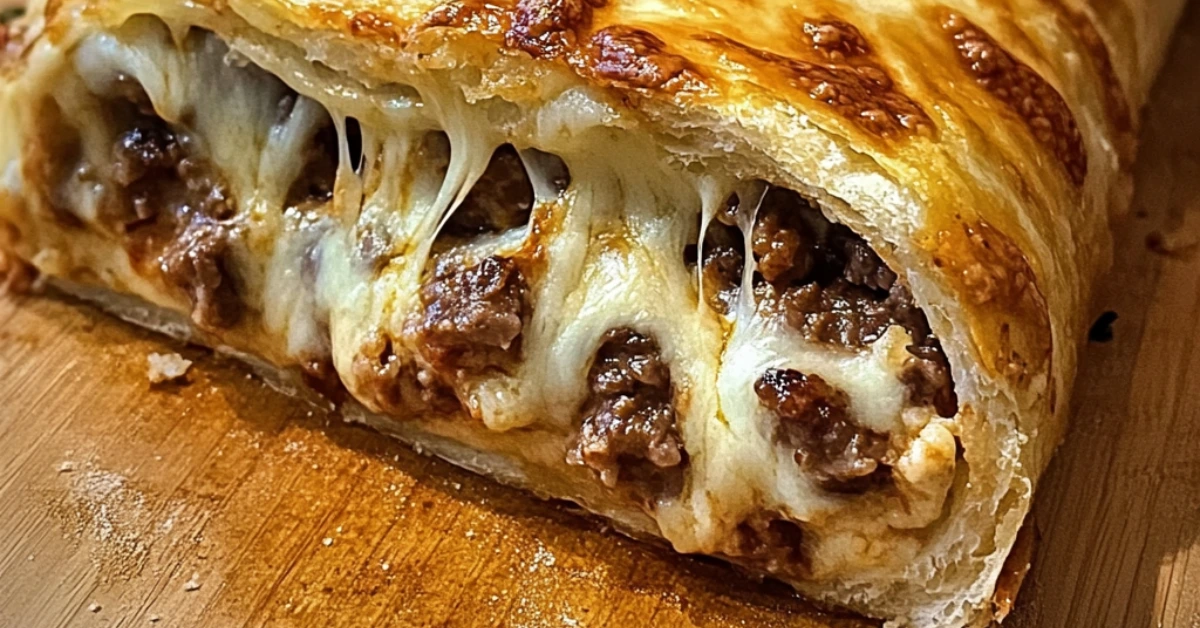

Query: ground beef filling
[108,100,243,331]
[697,220,745,315]
[444,145,534,236]
[418,255,528,371]
[352,330,461,415]
[698,187,957,418]
[567,329,685,491]
[727,512,807,576]
[157,219,240,330]
[755,368,890,492]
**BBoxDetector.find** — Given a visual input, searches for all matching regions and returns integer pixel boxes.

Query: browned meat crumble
[567,328,685,490]
[727,512,807,576]
[353,330,461,415]
[158,219,241,330]
[755,368,890,492]
[901,345,957,417]
[106,93,244,331]
[752,196,815,284]
[418,255,528,371]
[698,219,744,315]
[112,126,184,191]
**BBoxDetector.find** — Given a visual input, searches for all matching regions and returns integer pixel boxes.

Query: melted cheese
[0,14,963,583]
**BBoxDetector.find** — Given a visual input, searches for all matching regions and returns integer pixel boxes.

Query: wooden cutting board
[4,7,1200,628]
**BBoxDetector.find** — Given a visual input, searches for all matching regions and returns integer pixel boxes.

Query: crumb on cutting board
[147,352,192,384]
[183,573,201,592]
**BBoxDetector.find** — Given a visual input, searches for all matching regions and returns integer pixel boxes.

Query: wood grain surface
[3,6,1200,627]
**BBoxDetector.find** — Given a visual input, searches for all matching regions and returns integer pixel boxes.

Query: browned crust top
[357,1,939,141]
[692,26,934,140]
[941,12,1088,186]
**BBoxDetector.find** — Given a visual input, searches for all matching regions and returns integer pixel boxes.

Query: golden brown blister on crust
[691,28,933,140]
[941,12,1087,186]
[928,219,1052,387]
[504,0,603,59]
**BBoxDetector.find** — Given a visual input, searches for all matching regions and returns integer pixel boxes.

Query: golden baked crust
[0,1,1188,626]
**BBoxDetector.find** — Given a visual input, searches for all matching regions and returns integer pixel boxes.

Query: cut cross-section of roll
[0,1,1187,626]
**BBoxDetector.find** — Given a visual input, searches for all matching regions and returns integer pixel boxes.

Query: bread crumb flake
[88,603,102,613]
[184,573,201,591]
[147,352,193,384]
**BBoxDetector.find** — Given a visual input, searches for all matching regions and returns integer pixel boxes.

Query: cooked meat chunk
[567,329,684,489]
[698,183,960,416]
[901,345,957,418]
[108,111,242,329]
[353,331,460,415]
[589,329,672,394]
[158,218,241,330]
[780,280,903,346]
[728,512,807,576]
[418,256,528,370]
[571,396,680,485]
[755,368,890,492]
[778,278,933,347]
[445,145,534,235]
[831,227,897,290]
[699,221,744,315]
[778,279,958,417]
[112,125,182,188]
[752,190,815,284]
